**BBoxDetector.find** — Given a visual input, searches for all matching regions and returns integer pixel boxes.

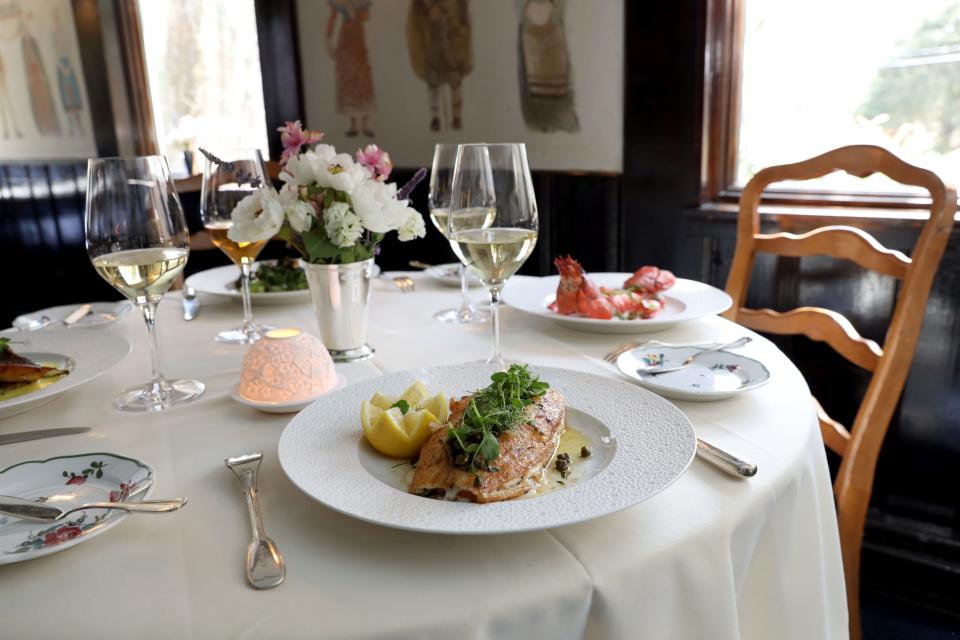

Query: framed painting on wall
[295,0,624,173]
[0,0,102,160]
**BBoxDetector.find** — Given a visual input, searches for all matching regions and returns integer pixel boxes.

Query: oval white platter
[0,452,154,564]
[12,301,134,331]
[616,345,771,401]
[0,330,131,420]
[501,274,732,334]
[278,362,696,535]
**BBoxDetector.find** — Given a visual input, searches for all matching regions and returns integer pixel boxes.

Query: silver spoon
[225,452,285,590]
[0,495,186,523]
[640,336,753,375]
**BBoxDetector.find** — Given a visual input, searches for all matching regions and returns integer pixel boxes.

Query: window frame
[701,0,941,212]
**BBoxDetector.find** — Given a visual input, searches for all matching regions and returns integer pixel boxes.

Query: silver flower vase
[302,259,375,362]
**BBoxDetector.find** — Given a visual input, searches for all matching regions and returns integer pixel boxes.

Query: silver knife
[0,428,91,446]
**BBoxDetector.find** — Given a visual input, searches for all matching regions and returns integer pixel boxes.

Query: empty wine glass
[448,143,538,366]
[200,149,273,343]
[85,156,205,411]
[428,144,490,324]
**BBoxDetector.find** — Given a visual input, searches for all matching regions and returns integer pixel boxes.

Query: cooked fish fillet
[0,350,61,383]
[410,389,566,503]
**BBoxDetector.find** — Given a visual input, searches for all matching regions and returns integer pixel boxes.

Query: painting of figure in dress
[327,0,376,138]
[54,9,82,135]
[406,0,472,131]
[0,0,95,159]
[517,0,578,133]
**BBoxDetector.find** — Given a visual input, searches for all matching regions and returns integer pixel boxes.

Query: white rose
[350,180,408,233]
[227,188,285,242]
[322,202,364,248]
[397,207,426,242]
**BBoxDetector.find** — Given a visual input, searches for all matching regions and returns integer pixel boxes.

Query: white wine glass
[85,156,205,411]
[200,149,273,344]
[428,144,490,324]
[448,143,538,366]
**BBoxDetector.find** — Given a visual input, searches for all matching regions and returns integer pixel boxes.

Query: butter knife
[696,438,757,478]
[63,304,92,326]
[0,428,90,446]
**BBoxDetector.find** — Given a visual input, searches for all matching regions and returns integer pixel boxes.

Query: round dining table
[0,271,847,639]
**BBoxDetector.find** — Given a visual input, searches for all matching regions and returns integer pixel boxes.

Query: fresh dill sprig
[447,364,550,472]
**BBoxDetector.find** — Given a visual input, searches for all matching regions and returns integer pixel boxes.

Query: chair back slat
[814,397,851,456]
[721,144,957,640]
[753,226,911,279]
[737,307,882,371]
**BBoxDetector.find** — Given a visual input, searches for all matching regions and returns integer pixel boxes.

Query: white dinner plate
[229,373,347,413]
[425,262,483,287]
[12,301,134,331]
[278,362,696,534]
[0,329,131,420]
[0,452,154,564]
[616,345,771,401]
[501,274,733,334]
[185,261,381,305]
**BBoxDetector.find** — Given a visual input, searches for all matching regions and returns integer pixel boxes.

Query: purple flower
[355,144,393,181]
[278,121,323,165]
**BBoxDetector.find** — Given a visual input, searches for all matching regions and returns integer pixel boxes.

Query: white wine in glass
[85,156,204,411]
[448,143,539,366]
[200,149,272,344]
[427,144,491,324]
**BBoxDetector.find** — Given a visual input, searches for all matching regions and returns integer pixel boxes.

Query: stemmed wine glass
[448,143,538,366]
[200,149,273,343]
[428,144,490,324]
[85,156,205,411]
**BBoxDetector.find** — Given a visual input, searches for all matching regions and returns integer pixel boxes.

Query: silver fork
[603,339,727,364]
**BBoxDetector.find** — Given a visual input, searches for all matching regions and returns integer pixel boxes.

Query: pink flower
[65,475,86,486]
[355,144,393,181]
[44,525,82,546]
[109,483,130,502]
[277,121,323,165]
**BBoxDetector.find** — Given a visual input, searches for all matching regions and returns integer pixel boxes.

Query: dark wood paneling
[72,0,118,156]
[255,0,306,161]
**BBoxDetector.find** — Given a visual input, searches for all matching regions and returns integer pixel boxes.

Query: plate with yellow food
[0,330,131,420]
[278,362,696,534]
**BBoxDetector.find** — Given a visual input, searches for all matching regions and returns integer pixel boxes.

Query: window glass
[738,0,960,194]
[137,0,269,177]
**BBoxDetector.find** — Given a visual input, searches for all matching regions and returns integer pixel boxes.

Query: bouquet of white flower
[223,122,426,264]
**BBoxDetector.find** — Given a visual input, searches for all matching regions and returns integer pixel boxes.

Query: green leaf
[96,470,103,479]
[301,229,341,263]
[390,399,410,415]
[0,337,9,352]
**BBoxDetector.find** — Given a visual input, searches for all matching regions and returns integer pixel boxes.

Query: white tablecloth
[0,272,847,639]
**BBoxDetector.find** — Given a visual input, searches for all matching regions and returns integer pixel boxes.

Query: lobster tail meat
[624,266,675,294]
[551,257,675,320]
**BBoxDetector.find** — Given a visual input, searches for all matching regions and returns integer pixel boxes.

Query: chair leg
[838,498,867,640]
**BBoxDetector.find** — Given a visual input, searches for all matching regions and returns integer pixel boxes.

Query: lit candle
[238,328,338,403]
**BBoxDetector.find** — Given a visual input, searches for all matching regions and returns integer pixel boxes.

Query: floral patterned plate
[0,453,153,564]
[616,345,771,402]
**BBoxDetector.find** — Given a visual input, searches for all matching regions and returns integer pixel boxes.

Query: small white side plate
[13,301,134,331]
[230,374,347,413]
[0,453,154,564]
[425,263,483,288]
[616,346,771,401]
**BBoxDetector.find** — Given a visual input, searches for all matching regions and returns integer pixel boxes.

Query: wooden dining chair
[721,145,956,640]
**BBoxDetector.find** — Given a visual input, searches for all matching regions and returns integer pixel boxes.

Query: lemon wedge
[400,380,430,406]
[419,392,448,423]
[370,392,399,410]
[361,383,445,458]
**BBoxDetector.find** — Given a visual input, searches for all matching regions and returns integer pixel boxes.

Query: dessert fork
[640,336,752,375]
[603,339,720,364]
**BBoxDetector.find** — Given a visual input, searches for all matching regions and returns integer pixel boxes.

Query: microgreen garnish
[0,337,9,353]
[390,399,410,415]
[447,364,550,472]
